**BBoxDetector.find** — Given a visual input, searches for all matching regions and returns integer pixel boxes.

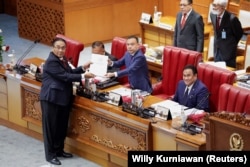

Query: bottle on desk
[180,105,187,126]
[153,6,159,25]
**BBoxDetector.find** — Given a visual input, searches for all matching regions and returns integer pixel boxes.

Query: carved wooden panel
[17,0,64,45]
[68,104,151,159]
[204,112,250,150]
[21,83,42,125]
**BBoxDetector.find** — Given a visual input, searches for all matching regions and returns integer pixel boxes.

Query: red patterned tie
[181,13,187,29]
[216,16,221,30]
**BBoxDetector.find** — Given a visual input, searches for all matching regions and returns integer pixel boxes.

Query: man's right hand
[84,72,95,78]
[105,72,115,78]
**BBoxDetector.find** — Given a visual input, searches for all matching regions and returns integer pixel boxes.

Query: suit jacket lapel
[219,11,229,31]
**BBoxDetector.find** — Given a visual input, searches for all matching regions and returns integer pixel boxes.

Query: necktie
[183,87,189,105]
[61,59,67,68]
[181,13,187,29]
[216,16,221,30]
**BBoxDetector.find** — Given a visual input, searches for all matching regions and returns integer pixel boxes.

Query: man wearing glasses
[174,0,204,53]
[210,0,243,68]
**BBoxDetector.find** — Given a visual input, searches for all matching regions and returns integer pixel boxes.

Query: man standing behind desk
[40,37,95,165]
[105,35,152,93]
[172,65,209,112]
[174,0,204,53]
[210,0,243,68]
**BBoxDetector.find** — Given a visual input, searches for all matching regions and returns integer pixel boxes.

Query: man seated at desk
[105,35,152,93]
[91,41,118,73]
[172,64,209,112]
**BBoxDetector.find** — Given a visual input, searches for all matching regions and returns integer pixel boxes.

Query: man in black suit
[174,0,204,53]
[40,37,94,165]
[210,0,243,68]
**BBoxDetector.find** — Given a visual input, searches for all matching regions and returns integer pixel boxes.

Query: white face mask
[211,9,219,15]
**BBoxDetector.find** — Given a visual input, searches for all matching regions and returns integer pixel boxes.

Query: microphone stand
[13,39,40,74]
[191,92,210,114]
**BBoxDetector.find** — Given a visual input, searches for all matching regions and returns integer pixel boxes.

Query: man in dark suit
[40,37,94,165]
[174,0,204,53]
[172,64,209,112]
[91,41,118,72]
[105,35,152,93]
[210,0,243,68]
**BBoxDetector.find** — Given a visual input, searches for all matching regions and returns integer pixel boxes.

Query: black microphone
[195,92,210,111]
[14,39,40,74]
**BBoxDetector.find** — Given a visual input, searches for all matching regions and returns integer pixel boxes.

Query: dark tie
[181,13,187,29]
[183,87,189,105]
[61,59,67,68]
[216,16,221,31]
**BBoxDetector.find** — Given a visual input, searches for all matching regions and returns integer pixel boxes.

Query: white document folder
[89,54,108,76]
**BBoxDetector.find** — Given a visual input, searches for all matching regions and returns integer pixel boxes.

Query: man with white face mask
[210,0,243,68]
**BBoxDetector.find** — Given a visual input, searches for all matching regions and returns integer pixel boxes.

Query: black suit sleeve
[230,16,243,42]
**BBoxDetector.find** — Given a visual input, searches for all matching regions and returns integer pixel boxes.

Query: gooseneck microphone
[196,92,210,110]
[14,39,40,74]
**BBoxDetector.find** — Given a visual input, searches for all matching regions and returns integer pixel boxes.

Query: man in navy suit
[172,64,209,112]
[210,0,243,68]
[105,35,152,93]
[40,37,94,165]
[174,0,204,53]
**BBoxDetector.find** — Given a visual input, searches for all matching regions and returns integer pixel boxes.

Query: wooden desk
[204,113,250,151]
[140,16,212,61]
[1,57,207,167]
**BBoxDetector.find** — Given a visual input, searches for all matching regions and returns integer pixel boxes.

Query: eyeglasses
[179,4,190,7]
[54,45,66,50]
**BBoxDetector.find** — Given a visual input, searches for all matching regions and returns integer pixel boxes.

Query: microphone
[195,92,210,111]
[14,39,40,74]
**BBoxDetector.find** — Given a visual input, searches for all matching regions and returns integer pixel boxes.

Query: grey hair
[214,0,228,8]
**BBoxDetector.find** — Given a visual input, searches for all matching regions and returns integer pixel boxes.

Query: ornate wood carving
[90,114,147,152]
[17,0,64,45]
[68,106,149,156]
[21,83,42,125]
[23,90,41,121]
[204,111,250,127]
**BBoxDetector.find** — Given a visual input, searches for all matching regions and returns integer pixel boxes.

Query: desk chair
[197,63,236,112]
[110,36,146,85]
[56,34,84,67]
[152,46,202,99]
[218,83,250,114]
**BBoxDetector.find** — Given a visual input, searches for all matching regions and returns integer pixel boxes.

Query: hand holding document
[89,54,108,76]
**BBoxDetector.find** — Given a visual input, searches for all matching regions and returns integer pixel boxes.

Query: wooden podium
[204,112,250,150]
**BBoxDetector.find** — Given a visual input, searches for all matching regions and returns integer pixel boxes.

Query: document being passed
[89,54,108,76]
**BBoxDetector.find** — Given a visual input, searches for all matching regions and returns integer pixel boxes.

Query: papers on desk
[110,87,150,97]
[89,54,108,76]
[204,61,227,69]
[235,69,246,76]
[110,87,132,97]
[151,100,204,118]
